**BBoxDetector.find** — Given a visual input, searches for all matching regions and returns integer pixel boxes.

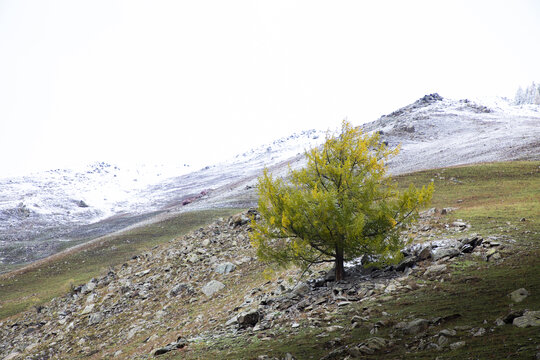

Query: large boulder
[513,311,540,328]
[201,280,225,297]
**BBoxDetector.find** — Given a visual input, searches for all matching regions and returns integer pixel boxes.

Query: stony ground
[2,206,538,360]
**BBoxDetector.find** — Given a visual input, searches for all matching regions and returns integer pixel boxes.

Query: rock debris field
[1,209,538,359]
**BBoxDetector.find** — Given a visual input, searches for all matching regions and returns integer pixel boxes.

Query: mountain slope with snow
[0,130,325,269]
[1,94,539,271]
[365,94,540,174]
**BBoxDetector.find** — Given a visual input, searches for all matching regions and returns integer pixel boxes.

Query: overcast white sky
[1,0,539,177]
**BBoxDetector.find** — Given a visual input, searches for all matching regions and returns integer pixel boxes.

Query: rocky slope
[1,207,538,359]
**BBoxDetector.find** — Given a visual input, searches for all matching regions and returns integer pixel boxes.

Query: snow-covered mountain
[0,130,326,268]
[364,94,540,174]
[1,94,539,271]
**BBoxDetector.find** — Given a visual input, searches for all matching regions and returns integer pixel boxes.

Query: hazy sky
[1,1,539,176]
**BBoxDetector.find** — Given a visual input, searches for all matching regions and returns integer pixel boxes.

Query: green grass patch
[0,208,242,320]
[395,161,540,242]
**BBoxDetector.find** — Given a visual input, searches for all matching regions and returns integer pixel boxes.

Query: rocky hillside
[4,94,540,272]
[1,199,539,359]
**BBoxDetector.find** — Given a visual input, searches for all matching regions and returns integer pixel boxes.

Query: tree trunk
[335,244,345,281]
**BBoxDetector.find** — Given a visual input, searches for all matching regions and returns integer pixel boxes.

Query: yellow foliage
[251,120,433,277]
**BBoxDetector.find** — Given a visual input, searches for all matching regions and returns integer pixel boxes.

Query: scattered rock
[4,352,21,360]
[88,312,103,325]
[292,282,310,296]
[509,288,529,303]
[424,264,447,277]
[503,310,524,324]
[439,328,457,337]
[168,283,191,297]
[395,318,429,335]
[513,311,540,328]
[472,327,486,337]
[201,280,225,297]
[76,200,89,208]
[237,310,261,328]
[449,341,466,350]
[81,304,95,315]
[230,214,250,228]
[431,247,460,261]
[215,262,236,275]
[349,337,390,356]
[417,246,432,260]
[395,256,417,272]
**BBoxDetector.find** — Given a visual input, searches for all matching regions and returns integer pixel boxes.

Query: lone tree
[251,121,433,281]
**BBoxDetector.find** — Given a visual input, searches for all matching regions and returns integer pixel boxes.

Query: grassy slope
[1,161,538,359]
[0,208,242,320]
[166,161,540,359]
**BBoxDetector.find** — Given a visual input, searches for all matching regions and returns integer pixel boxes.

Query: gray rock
[230,214,250,228]
[395,318,429,334]
[201,280,225,297]
[81,304,95,315]
[509,288,529,303]
[438,335,449,346]
[292,282,310,296]
[88,312,103,325]
[513,311,540,328]
[215,262,236,275]
[151,338,187,356]
[81,279,97,294]
[76,200,89,208]
[187,253,199,263]
[449,341,466,350]
[168,283,191,297]
[503,310,524,324]
[439,328,457,337]
[461,236,482,247]
[431,247,460,261]
[424,264,447,277]
[417,246,432,260]
[395,256,417,272]
[472,327,486,336]
[4,352,21,360]
[349,337,389,356]
[460,244,474,253]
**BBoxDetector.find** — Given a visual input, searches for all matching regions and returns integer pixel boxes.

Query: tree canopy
[250,121,433,281]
